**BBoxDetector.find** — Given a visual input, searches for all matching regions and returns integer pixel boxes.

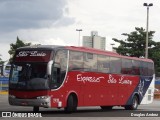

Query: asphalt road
[0,94,160,119]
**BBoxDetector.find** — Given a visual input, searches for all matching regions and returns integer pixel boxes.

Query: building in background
[83,31,106,50]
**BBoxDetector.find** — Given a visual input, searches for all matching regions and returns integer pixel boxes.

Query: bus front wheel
[64,95,77,113]
[125,96,139,110]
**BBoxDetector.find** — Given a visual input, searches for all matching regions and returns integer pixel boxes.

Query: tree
[112,27,160,77]
[149,42,160,77]
[0,54,3,64]
[8,36,31,62]
[112,27,156,58]
[0,58,3,64]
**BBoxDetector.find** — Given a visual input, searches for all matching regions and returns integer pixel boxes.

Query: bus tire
[125,95,138,110]
[64,95,77,113]
[101,106,113,110]
[33,106,39,112]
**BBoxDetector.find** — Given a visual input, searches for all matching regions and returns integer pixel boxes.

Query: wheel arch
[65,91,78,107]
[132,92,140,104]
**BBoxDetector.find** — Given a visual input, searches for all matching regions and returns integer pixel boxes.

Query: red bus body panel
[41,71,139,108]
[9,46,154,108]
[9,90,49,99]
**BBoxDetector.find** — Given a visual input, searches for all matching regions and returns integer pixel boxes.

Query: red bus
[9,45,155,112]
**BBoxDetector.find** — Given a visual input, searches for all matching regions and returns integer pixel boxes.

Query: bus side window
[148,63,154,76]
[121,58,133,75]
[51,67,61,83]
[110,57,121,74]
[69,51,83,71]
[140,62,148,76]
[132,60,140,75]
[97,55,110,73]
[50,64,61,88]
[84,53,97,72]
[51,50,68,87]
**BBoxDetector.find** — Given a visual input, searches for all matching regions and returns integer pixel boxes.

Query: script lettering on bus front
[16,51,46,57]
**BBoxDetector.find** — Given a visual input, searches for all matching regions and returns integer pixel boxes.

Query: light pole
[110,43,115,51]
[76,29,82,46]
[143,3,153,59]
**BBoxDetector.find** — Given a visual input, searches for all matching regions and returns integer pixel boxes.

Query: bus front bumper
[9,95,51,108]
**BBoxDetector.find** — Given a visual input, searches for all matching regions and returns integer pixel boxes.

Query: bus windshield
[9,50,52,90]
[10,63,49,90]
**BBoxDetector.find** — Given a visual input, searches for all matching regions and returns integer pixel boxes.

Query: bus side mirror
[47,60,53,75]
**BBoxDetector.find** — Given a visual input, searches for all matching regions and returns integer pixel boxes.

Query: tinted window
[148,62,154,76]
[122,59,133,74]
[140,62,154,76]
[69,51,83,71]
[54,50,68,83]
[140,62,148,76]
[110,57,121,74]
[84,53,97,71]
[97,55,110,73]
[132,60,140,75]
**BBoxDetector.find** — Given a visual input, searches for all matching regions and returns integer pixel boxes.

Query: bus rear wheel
[64,95,77,113]
[125,96,138,110]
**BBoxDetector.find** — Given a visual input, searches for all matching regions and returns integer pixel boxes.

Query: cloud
[36,38,71,46]
[0,0,75,32]
[1,0,160,61]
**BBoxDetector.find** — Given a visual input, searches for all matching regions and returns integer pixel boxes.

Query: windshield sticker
[16,51,46,57]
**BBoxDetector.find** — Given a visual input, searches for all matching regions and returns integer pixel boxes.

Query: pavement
[0,94,160,119]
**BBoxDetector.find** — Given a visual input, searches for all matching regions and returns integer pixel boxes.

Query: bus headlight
[37,96,49,99]
[9,95,16,99]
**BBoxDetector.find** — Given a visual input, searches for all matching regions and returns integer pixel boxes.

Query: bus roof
[17,45,153,63]
[17,45,63,50]
[66,46,153,63]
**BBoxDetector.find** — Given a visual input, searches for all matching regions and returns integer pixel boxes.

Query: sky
[0,0,160,61]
